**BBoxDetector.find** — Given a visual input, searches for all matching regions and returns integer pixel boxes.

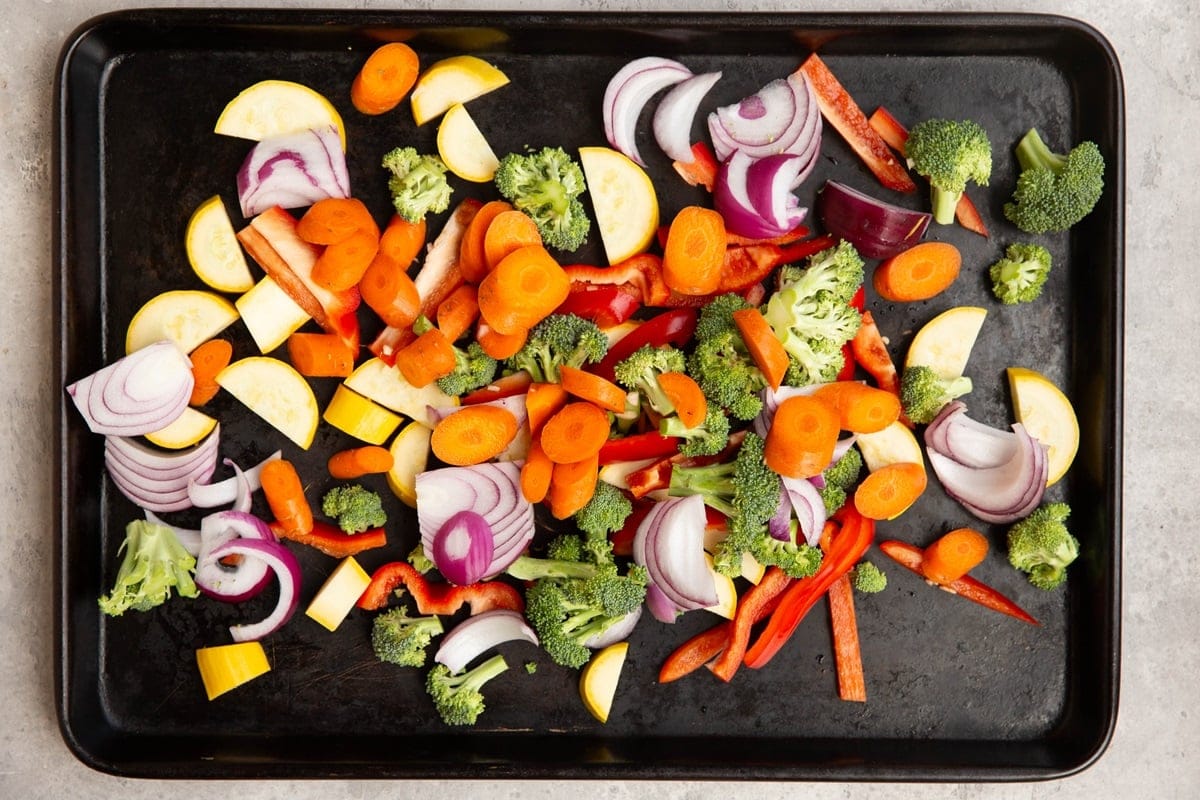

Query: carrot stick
[435,283,479,342]
[873,241,961,302]
[539,402,611,464]
[260,459,313,537]
[313,227,381,292]
[350,42,420,115]
[547,452,600,519]
[327,445,394,479]
[360,252,421,330]
[188,338,232,406]
[657,371,707,428]
[297,198,376,246]
[378,214,426,270]
[659,623,732,683]
[286,332,356,378]
[483,209,543,273]
[458,200,512,284]
[764,395,840,478]
[852,462,927,520]
[430,405,520,466]
[394,327,456,388]
[812,381,902,434]
[477,245,570,335]
[662,206,726,295]
[520,438,554,503]
[475,319,528,359]
[921,527,989,585]
[827,572,867,702]
[524,381,569,436]
[731,307,789,390]
[559,365,628,414]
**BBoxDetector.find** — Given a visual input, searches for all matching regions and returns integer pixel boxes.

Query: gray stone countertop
[3,0,1195,797]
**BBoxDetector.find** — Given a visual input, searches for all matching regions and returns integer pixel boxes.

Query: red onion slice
[634,495,718,611]
[431,510,495,586]
[926,417,1048,524]
[746,153,810,232]
[66,341,194,436]
[237,125,350,218]
[714,150,796,239]
[195,510,275,602]
[644,584,682,623]
[708,72,819,162]
[208,538,302,642]
[817,180,933,260]
[188,451,282,509]
[104,427,221,512]
[713,77,796,148]
[781,474,828,547]
[603,57,690,143]
[603,57,693,166]
[652,71,722,163]
[434,609,538,674]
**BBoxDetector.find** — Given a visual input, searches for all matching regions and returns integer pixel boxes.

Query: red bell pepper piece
[671,141,719,191]
[356,561,525,615]
[878,540,1039,625]
[269,519,386,559]
[709,566,795,682]
[835,286,866,381]
[591,307,698,382]
[563,253,672,307]
[850,309,906,423]
[554,282,642,328]
[459,370,534,405]
[798,55,916,194]
[598,431,682,465]
[610,495,656,557]
[623,430,746,498]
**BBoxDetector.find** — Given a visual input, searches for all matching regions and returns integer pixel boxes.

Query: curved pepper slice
[356,561,525,616]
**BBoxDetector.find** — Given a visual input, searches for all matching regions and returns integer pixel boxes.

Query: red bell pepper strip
[835,287,865,381]
[356,561,525,615]
[671,141,719,191]
[554,282,642,328]
[269,519,386,559]
[591,307,698,382]
[878,540,1039,625]
[851,309,904,410]
[460,370,534,405]
[709,566,795,682]
[623,430,746,498]
[563,253,672,307]
[743,507,876,669]
[798,55,916,194]
[598,431,682,465]
[867,106,989,238]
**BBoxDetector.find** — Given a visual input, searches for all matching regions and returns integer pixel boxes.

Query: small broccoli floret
[436,341,499,396]
[818,447,863,515]
[98,520,199,616]
[775,239,865,305]
[524,565,648,669]
[371,607,444,667]
[900,365,973,425]
[425,654,509,726]
[382,146,453,223]
[322,484,388,533]
[1004,128,1105,234]
[905,119,993,224]
[688,294,767,421]
[612,344,688,416]
[989,242,1053,305]
[852,562,888,594]
[659,404,732,457]
[573,481,634,538]
[408,543,435,574]
[504,313,608,383]
[493,146,591,251]
[693,292,755,342]
[524,661,538,674]
[1006,503,1079,590]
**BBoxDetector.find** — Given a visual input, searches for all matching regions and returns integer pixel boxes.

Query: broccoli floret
[408,543,435,574]
[851,561,887,593]
[98,520,199,616]
[573,481,634,538]
[524,661,538,674]
[693,292,755,342]
[659,404,732,457]
[504,313,608,383]
[493,146,591,251]
[764,241,864,387]
[1006,502,1079,590]
[989,242,1053,305]
[436,340,499,396]
[818,446,863,515]
[524,564,648,669]
[1003,128,1105,234]
[371,606,444,667]
[612,344,687,417]
[425,654,509,726]
[322,484,388,533]
[688,295,767,421]
[382,146,453,223]
[900,365,973,425]
[905,118,993,224]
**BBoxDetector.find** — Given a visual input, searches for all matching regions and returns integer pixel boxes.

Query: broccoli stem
[930,185,961,225]
[504,556,599,581]
[1014,128,1067,173]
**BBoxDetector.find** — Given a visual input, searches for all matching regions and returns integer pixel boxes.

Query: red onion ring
[195,510,275,603]
[603,57,693,166]
[188,451,281,509]
[633,495,718,611]
[430,510,495,586]
[104,427,221,512]
[652,71,722,163]
[207,537,302,642]
[434,609,538,674]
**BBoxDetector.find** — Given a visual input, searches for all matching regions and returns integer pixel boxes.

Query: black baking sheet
[54,10,1123,781]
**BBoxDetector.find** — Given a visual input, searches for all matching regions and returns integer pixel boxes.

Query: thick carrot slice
[313,227,381,292]
[873,241,961,302]
[657,371,707,428]
[539,402,611,464]
[483,210,543,274]
[662,206,726,296]
[731,307,789,390]
[327,445,394,479]
[297,198,376,246]
[921,527,989,585]
[547,453,600,519]
[477,245,570,335]
[827,572,866,702]
[351,42,420,115]
[378,214,426,269]
[853,462,927,520]
[286,332,356,378]
[475,319,528,360]
[394,327,456,388]
[764,395,840,478]
[458,200,513,284]
[431,405,520,466]
[188,338,233,406]
[260,459,313,537]
[524,381,569,436]
[812,381,902,434]
[520,438,554,504]
[435,283,479,342]
[559,365,628,414]
[360,252,422,330]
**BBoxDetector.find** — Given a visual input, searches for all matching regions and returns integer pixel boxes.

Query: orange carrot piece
[520,438,554,503]
[297,198,376,246]
[662,206,726,296]
[360,252,421,330]
[286,332,356,378]
[460,369,534,405]
[657,371,707,428]
[431,405,520,466]
[547,452,600,519]
[435,283,479,342]
[540,402,611,464]
[731,307,789,390]
[394,327,456,388]
[188,338,233,406]
[483,209,543,274]
[475,319,528,360]
[764,395,840,478]
[812,381,902,434]
[921,527,989,585]
[873,241,961,302]
[524,381,569,436]
[477,245,570,335]
[313,227,381,292]
[378,214,426,270]
[559,366,628,414]
[458,200,513,284]
[827,572,867,702]
[350,42,420,115]
[260,459,313,537]
[327,445,394,479]
[853,462,927,520]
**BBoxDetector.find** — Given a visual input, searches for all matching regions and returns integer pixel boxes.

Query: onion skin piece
[817,181,931,260]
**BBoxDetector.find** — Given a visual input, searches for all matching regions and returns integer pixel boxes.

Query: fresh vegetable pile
[67,42,1103,723]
